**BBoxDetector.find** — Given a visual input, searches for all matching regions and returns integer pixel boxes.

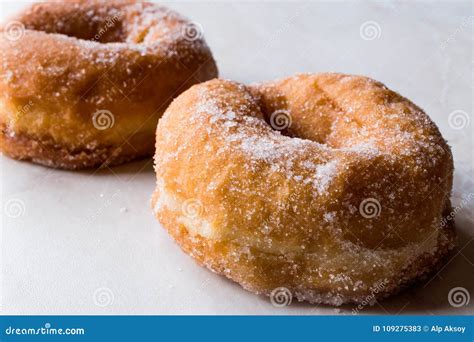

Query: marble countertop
[1,0,472,315]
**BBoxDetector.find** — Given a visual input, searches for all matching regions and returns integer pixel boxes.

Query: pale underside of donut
[152,74,455,305]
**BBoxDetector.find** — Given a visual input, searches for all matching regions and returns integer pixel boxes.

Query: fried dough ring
[0,0,217,169]
[152,74,455,305]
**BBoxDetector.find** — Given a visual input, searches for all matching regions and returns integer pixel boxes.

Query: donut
[0,0,218,169]
[152,74,455,305]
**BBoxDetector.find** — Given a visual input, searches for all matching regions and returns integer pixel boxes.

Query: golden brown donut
[0,0,217,169]
[152,74,455,305]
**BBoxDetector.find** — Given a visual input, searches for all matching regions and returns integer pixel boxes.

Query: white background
[1,0,472,315]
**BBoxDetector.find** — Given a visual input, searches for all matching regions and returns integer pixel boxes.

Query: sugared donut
[152,74,455,305]
[0,0,217,169]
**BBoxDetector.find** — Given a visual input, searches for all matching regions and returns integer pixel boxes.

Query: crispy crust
[0,0,218,169]
[0,124,153,169]
[154,193,455,305]
[152,74,456,305]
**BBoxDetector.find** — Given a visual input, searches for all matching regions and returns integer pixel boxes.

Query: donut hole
[260,106,334,147]
[16,2,184,46]
[253,88,339,147]
[21,14,127,44]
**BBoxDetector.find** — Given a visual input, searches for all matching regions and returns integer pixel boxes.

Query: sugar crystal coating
[152,74,455,305]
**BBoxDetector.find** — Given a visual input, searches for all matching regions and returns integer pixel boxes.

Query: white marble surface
[1,0,472,315]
